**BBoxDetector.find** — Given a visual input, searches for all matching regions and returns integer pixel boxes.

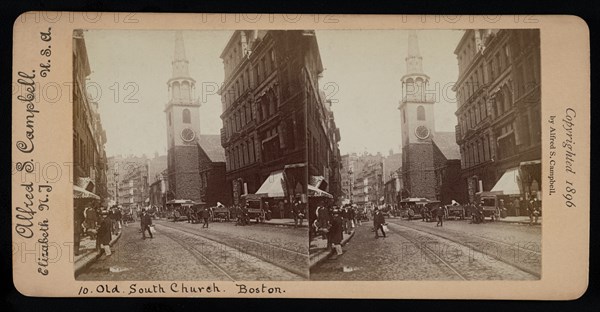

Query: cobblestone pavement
[77,220,307,281]
[156,220,308,278]
[310,219,540,281]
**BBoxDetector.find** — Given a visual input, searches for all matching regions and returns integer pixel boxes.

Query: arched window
[182,109,191,123]
[417,105,426,121]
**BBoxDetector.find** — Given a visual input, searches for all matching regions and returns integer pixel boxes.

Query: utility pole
[114,170,119,206]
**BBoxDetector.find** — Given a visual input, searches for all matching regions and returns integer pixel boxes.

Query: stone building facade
[73,29,108,202]
[219,30,312,206]
[453,29,541,203]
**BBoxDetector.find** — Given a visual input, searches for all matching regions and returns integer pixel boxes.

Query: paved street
[310,218,541,280]
[77,220,308,281]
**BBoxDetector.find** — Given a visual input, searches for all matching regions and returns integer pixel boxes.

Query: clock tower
[398,30,437,199]
[165,31,202,201]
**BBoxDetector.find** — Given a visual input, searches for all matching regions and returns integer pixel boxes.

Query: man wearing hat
[373,207,386,238]
[141,209,154,239]
[96,210,112,256]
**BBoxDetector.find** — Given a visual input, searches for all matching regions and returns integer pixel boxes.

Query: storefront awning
[73,185,100,200]
[490,167,522,195]
[255,170,286,198]
[308,184,333,198]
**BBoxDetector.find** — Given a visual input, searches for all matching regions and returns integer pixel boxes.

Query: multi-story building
[308,87,342,203]
[107,154,148,207]
[73,30,109,201]
[453,29,541,206]
[73,29,108,254]
[219,30,313,210]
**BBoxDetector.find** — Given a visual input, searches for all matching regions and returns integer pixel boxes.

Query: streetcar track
[392,220,542,255]
[388,223,541,279]
[159,228,237,281]
[386,226,469,280]
[156,222,308,279]
[160,221,307,256]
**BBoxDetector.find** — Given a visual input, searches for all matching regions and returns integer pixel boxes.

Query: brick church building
[398,30,466,204]
[164,31,231,206]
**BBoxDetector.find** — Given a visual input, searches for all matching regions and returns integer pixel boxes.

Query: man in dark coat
[96,211,112,256]
[436,205,444,227]
[141,209,153,239]
[373,207,386,238]
[329,209,344,256]
[202,207,210,228]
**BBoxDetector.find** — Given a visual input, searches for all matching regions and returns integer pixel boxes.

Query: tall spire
[172,31,190,78]
[406,30,424,74]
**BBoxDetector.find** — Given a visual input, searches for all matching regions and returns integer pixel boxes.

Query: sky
[84,29,463,158]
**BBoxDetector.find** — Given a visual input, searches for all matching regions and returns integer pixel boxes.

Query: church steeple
[172,31,190,78]
[167,31,197,107]
[406,30,423,74]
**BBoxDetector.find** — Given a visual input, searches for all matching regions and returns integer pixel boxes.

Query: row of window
[461,134,493,169]
[222,48,277,110]
[225,136,257,171]
[223,88,278,139]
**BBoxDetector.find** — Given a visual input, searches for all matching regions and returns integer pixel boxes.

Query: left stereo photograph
[72,29,310,281]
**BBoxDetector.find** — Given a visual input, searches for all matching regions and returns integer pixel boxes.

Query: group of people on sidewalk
[313,203,360,257]
[74,205,127,257]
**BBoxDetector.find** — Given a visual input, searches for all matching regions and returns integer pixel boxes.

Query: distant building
[398,30,465,204]
[339,151,402,206]
[107,154,149,207]
[384,168,403,208]
[149,169,168,210]
[453,29,541,206]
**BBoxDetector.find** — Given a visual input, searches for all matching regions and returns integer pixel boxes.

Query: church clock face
[181,127,196,142]
[415,125,430,140]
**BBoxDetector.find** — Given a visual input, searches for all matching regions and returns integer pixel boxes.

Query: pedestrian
[115,207,122,233]
[141,209,153,239]
[83,205,98,235]
[349,206,356,229]
[97,211,112,256]
[292,201,299,227]
[316,202,331,240]
[202,207,210,228]
[436,205,444,227]
[340,206,348,233]
[298,201,305,226]
[408,207,414,221]
[373,207,386,238]
[528,197,541,225]
[107,207,116,234]
[329,209,344,257]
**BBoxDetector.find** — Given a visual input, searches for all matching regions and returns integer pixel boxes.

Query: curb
[496,219,542,226]
[309,230,355,270]
[74,231,122,277]
[263,222,309,228]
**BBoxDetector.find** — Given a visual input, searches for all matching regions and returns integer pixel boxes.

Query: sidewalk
[309,228,356,269]
[496,216,542,225]
[263,218,308,228]
[74,228,123,276]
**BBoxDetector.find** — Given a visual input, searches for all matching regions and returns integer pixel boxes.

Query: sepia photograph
[307,29,542,281]
[70,27,542,282]
[72,29,312,281]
